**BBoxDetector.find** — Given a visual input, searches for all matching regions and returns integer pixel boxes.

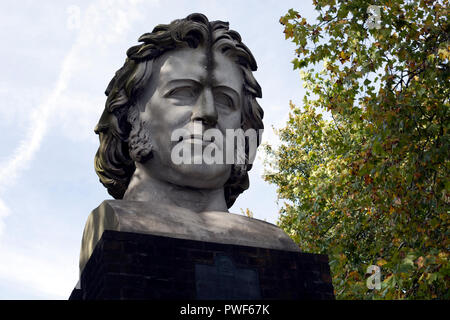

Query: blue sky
[0,0,317,299]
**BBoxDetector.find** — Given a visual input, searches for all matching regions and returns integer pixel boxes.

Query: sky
[0,0,317,299]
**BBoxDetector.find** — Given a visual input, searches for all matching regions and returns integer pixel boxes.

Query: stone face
[79,200,301,274]
[71,230,334,300]
[123,47,244,200]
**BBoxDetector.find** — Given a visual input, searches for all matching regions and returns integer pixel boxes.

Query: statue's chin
[166,162,231,189]
[137,149,232,189]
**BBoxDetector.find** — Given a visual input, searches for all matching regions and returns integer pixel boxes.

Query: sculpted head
[94,13,264,209]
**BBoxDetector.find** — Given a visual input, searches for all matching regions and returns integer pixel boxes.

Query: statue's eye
[215,92,234,109]
[167,86,197,99]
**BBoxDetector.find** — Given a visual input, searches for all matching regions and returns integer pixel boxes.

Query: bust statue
[79,13,299,275]
[70,14,336,301]
[94,13,263,213]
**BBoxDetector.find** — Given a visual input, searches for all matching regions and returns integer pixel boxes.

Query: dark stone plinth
[69,230,334,300]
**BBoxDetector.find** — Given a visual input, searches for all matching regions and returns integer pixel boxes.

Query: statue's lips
[178,134,215,145]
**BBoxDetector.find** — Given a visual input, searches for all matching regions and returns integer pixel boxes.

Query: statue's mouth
[178,134,215,143]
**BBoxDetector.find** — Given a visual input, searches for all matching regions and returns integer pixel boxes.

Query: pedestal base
[69,230,334,300]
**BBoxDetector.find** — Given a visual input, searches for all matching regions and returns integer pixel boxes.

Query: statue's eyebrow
[164,79,202,90]
[163,79,240,100]
[161,79,202,97]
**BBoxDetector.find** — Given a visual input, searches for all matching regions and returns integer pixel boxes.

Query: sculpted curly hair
[94,13,264,208]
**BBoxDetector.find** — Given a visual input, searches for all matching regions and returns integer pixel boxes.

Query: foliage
[266,0,449,299]
[241,208,254,218]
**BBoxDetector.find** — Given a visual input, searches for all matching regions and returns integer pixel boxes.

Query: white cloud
[0,0,148,177]
[0,199,10,236]
[0,0,151,298]
[53,92,104,143]
[0,0,145,209]
[0,85,51,127]
[0,243,77,299]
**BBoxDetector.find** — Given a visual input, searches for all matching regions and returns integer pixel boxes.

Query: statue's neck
[123,165,229,213]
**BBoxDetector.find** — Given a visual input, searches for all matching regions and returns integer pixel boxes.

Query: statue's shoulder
[79,200,300,273]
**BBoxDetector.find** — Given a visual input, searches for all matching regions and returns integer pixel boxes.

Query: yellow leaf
[438,48,449,59]
[438,252,447,260]
[416,256,424,268]
[377,259,388,266]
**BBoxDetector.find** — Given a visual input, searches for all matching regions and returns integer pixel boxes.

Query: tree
[265,0,449,299]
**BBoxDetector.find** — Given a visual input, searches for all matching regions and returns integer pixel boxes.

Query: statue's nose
[191,87,218,127]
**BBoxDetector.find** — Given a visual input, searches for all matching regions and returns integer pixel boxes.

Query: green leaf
[266,0,450,300]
